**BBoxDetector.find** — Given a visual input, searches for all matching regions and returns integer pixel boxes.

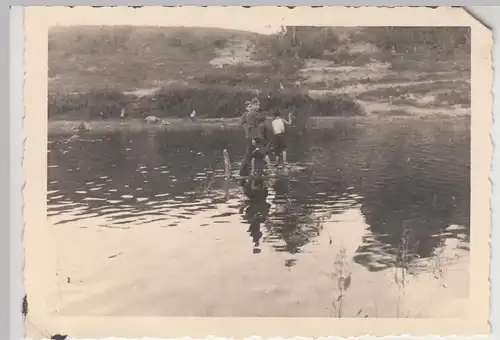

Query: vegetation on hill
[48,26,470,121]
[255,26,470,66]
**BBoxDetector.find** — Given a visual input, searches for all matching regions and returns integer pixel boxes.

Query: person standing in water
[239,98,261,177]
[271,110,292,166]
[250,114,272,175]
[239,98,272,177]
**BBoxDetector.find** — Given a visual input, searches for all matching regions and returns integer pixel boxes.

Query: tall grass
[326,222,453,318]
[393,224,411,317]
[331,245,352,318]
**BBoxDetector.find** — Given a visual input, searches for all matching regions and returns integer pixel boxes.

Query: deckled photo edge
[22,6,492,340]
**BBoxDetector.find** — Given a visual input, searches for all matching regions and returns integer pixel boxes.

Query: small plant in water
[331,245,352,318]
[392,223,452,317]
[393,221,417,317]
[199,173,216,194]
[196,162,216,195]
[430,238,449,286]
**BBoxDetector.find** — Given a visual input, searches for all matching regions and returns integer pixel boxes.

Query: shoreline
[48,115,470,135]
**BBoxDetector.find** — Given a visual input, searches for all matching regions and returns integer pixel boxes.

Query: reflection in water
[48,117,470,271]
[265,175,324,255]
[353,123,470,271]
[241,181,270,252]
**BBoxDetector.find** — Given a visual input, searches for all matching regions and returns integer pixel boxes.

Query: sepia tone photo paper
[22,6,492,339]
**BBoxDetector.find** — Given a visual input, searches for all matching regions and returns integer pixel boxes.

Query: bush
[435,90,470,107]
[48,90,131,119]
[355,27,470,56]
[149,87,365,119]
[262,26,340,60]
[168,37,183,47]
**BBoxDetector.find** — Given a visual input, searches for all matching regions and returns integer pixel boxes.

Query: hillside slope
[49,26,270,93]
[48,26,471,119]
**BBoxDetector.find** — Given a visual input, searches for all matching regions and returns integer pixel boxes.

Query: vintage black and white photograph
[22,7,493,338]
[45,23,473,318]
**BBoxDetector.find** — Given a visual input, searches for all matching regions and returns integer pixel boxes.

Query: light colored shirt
[272,117,286,135]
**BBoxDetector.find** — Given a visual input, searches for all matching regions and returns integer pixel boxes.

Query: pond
[47,117,471,318]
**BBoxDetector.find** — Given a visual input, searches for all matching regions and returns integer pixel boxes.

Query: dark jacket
[240,110,263,140]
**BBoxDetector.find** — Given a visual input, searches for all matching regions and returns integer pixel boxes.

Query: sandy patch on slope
[122,80,190,97]
[210,39,269,68]
[300,57,470,116]
[300,59,392,84]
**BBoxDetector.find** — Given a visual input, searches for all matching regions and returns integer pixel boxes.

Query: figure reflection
[240,177,270,254]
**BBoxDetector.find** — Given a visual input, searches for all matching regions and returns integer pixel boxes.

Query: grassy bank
[48,115,471,136]
[49,117,241,135]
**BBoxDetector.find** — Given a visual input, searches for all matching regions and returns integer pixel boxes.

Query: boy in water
[239,99,260,178]
[250,115,272,175]
[271,110,292,166]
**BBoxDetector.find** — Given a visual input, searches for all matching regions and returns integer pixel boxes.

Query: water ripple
[48,118,470,268]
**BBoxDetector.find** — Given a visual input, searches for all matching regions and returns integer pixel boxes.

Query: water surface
[47,117,470,316]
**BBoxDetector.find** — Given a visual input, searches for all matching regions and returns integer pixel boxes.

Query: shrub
[259,26,341,61]
[48,87,366,124]
[48,90,131,119]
